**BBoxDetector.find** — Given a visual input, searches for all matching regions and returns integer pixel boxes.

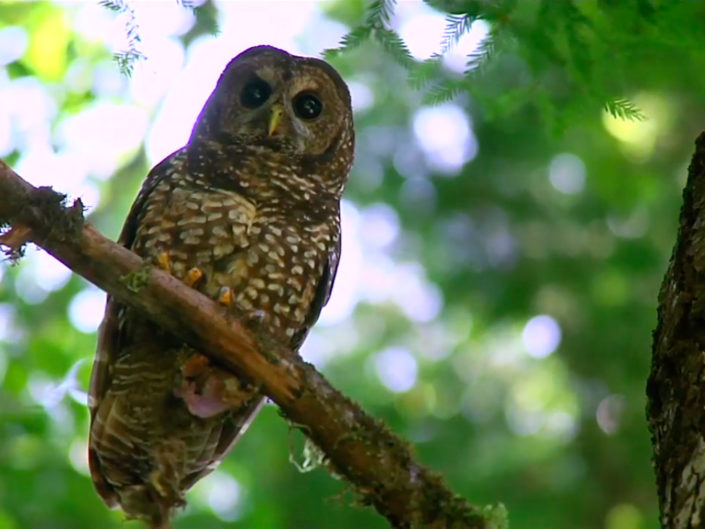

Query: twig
[0,159,501,529]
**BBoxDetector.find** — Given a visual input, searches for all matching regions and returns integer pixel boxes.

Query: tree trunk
[648,131,705,528]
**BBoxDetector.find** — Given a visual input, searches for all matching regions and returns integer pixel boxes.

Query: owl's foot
[157,251,171,273]
[184,267,204,287]
[217,286,234,306]
[177,353,253,418]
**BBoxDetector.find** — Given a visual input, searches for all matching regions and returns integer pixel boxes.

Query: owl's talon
[217,286,234,306]
[185,267,204,287]
[157,251,171,273]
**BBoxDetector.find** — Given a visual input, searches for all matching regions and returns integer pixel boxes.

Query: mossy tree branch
[0,159,504,529]
[649,131,705,529]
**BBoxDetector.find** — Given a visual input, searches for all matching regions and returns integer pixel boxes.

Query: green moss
[120,262,151,293]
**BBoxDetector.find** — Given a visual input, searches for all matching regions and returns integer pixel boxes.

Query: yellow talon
[217,286,234,306]
[157,251,171,273]
[185,267,204,287]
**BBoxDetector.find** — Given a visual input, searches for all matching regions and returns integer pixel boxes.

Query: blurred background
[1,1,705,528]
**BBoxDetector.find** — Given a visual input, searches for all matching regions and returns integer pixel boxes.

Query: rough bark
[0,159,505,529]
[648,131,705,528]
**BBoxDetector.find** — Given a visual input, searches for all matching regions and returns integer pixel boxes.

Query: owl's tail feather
[148,508,174,529]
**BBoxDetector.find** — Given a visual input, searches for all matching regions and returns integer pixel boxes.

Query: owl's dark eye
[293,92,323,120]
[240,79,271,108]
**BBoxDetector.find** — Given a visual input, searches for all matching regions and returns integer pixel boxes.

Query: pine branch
[0,159,505,529]
[440,14,475,54]
[366,0,396,28]
[99,0,144,76]
[374,27,415,68]
[423,77,469,104]
[465,32,494,73]
[604,97,646,121]
[408,56,443,89]
[324,26,372,59]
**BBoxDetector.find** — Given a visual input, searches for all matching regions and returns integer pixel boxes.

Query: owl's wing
[88,149,187,421]
[290,233,341,351]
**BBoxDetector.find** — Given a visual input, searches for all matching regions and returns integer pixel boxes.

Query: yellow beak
[268,104,285,136]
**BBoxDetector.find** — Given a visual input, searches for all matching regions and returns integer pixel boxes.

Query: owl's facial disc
[192,46,351,159]
[227,76,308,152]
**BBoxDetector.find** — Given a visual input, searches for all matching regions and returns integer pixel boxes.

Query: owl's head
[190,46,353,162]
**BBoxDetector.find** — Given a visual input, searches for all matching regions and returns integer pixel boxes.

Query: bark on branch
[0,159,503,529]
[649,131,705,528]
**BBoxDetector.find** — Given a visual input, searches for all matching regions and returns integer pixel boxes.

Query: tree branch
[0,159,503,529]
[648,131,705,529]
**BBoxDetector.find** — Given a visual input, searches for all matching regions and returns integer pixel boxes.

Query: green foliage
[327,0,682,122]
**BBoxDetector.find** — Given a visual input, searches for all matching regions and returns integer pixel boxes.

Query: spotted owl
[88,45,354,528]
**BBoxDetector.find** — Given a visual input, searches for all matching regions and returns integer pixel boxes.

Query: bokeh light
[413,104,477,174]
[596,394,626,435]
[69,287,107,334]
[549,153,586,195]
[522,315,561,358]
[374,347,418,393]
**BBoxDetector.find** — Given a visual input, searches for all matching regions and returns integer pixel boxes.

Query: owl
[88,45,354,528]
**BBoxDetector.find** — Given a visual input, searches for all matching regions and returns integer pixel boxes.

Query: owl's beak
[268,104,285,137]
